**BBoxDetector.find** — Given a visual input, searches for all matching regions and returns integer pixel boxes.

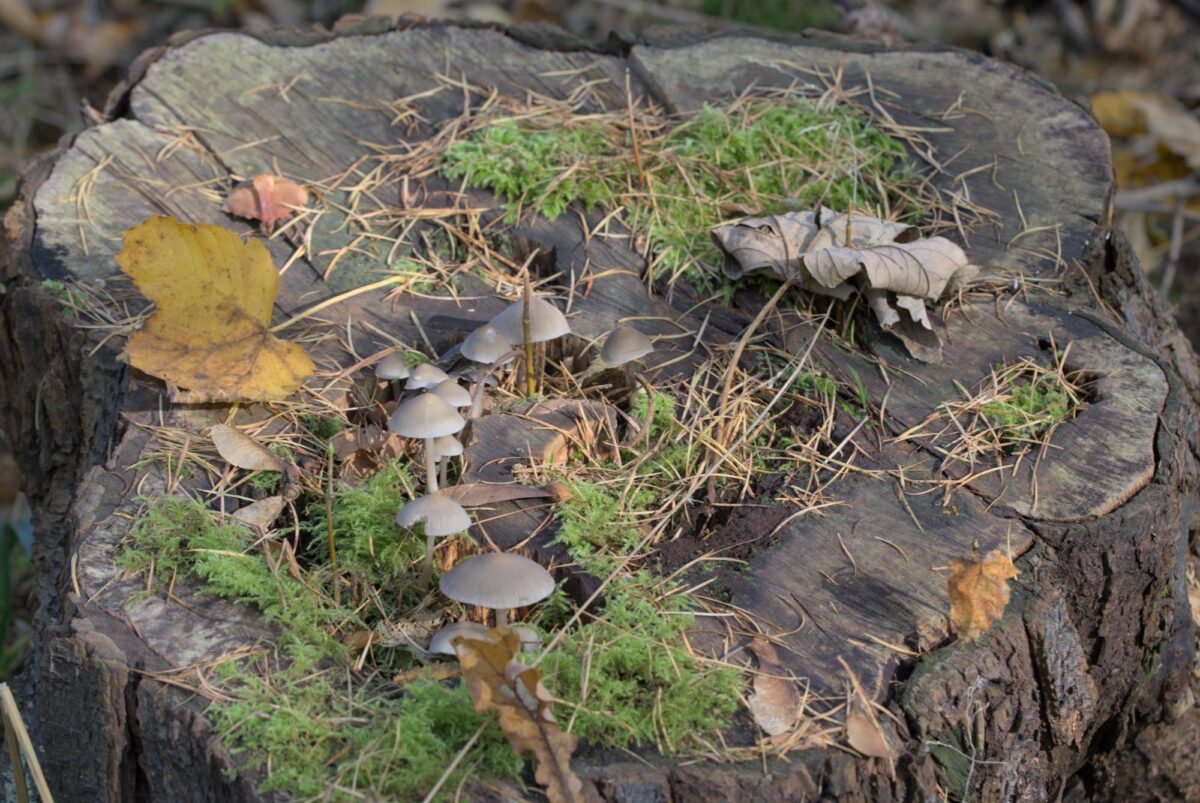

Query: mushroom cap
[388,393,465,438]
[396,492,472,537]
[431,378,472,408]
[461,324,513,364]
[512,625,542,653]
[375,351,411,380]
[405,362,450,391]
[431,434,463,458]
[601,325,653,365]
[489,296,571,345]
[428,622,489,656]
[439,552,556,610]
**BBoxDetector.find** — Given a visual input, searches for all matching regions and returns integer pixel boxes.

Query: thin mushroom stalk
[467,349,520,419]
[424,437,438,493]
[522,272,535,397]
[495,608,508,628]
[422,531,436,589]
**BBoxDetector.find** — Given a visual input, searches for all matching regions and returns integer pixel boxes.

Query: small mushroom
[388,393,465,493]
[397,492,472,587]
[431,433,464,487]
[461,324,517,419]
[428,621,489,656]
[439,552,555,628]
[405,362,450,392]
[512,625,542,653]
[375,351,411,382]
[601,325,653,366]
[431,378,471,408]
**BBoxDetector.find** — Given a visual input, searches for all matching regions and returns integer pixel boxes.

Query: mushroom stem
[495,608,508,628]
[422,533,435,589]
[522,272,535,397]
[424,437,438,493]
[439,457,449,488]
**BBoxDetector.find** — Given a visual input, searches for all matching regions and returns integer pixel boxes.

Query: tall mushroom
[602,325,656,439]
[489,295,570,396]
[439,552,555,628]
[460,323,514,419]
[375,350,411,397]
[388,393,465,494]
[396,492,472,588]
[428,621,489,656]
[430,378,471,409]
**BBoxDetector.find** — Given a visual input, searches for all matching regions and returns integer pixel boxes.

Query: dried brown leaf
[747,638,802,737]
[231,495,285,531]
[211,424,286,473]
[947,549,1020,641]
[223,175,308,232]
[440,482,553,506]
[454,628,583,803]
[845,706,893,759]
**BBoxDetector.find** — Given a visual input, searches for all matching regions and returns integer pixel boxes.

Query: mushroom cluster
[369,299,658,660]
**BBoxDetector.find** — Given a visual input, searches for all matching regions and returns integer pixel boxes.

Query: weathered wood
[1,18,1195,803]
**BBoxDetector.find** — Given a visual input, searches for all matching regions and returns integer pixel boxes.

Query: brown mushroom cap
[601,325,653,365]
[431,378,472,408]
[428,622,489,656]
[461,324,513,364]
[439,552,555,610]
[395,492,471,537]
[489,296,570,344]
[388,393,465,438]
[431,434,463,459]
[405,362,450,391]
[375,351,411,380]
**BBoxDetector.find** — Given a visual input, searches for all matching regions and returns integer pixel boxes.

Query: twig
[0,684,53,803]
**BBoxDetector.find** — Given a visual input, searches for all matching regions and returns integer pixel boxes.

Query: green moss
[40,279,80,316]
[442,99,918,286]
[121,496,522,800]
[980,380,1071,443]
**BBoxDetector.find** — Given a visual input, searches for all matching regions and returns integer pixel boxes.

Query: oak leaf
[222,175,308,232]
[211,424,287,472]
[454,628,583,803]
[947,549,1020,641]
[711,207,977,362]
[117,217,314,403]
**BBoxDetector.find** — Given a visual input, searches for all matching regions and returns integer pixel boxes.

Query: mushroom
[439,552,555,628]
[428,621,489,656]
[512,625,542,653]
[375,351,411,382]
[489,293,570,396]
[405,362,450,392]
[397,491,472,587]
[388,393,465,493]
[460,324,516,419]
[431,378,471,409]
[431,433,463,488]
[601,325,656,440]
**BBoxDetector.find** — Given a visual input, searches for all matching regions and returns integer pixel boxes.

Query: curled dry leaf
[116,217,314,402]
[223,174,309,232]
[746,638,802,737]
[947,549,1020,641]
[454,628,583,803]
[711,207,977,362]
[211,424,286,473]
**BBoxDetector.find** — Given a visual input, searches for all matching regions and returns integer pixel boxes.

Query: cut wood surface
[1,18,1196,803]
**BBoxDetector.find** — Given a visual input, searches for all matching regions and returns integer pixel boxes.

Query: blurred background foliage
[1,0,1199,681]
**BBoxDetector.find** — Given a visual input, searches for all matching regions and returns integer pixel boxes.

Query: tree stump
[2,18,1197,802]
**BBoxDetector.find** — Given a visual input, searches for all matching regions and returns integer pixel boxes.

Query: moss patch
[442,98,920,287]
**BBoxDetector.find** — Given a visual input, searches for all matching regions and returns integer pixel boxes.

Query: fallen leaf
[845,705,893,759]
[1091,90,1156,137]
[393,663,461,685]
[440,482,554,506]
[222,175,308,233]
[116,217,314,402]
[1131,96,1200,170]
[454,628,583,803]
[746,639,802,737]
[947,549,1020,640]
[712,207,977,362]
[231,495,285,531]
[211,424,287,472]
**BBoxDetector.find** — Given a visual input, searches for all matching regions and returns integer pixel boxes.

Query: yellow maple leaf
[116,216,314,402]
[454,628,583,803]
[947,549,1020,641]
